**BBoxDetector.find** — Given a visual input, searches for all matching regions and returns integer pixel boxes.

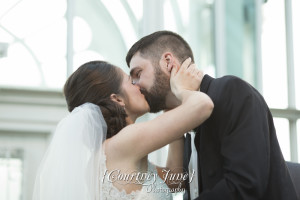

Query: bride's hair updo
[64,61,127,138]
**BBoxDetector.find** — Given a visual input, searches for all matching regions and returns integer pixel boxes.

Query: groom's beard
[140,67,170,113]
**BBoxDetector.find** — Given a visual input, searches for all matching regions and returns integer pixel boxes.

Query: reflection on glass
[274,118,290,161]
[261,1,288,108]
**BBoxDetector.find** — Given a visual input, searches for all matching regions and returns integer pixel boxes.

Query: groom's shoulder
[214,75,251,90]
[204,75,255,99]
[209,75,256,100]
[215,75,243,84]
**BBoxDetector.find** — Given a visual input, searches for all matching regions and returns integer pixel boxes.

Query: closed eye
[136,70,142,78]
[131,71,141,85]
[131,78,135,85]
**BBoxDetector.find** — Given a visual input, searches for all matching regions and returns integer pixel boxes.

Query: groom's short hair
[126,30,194,67]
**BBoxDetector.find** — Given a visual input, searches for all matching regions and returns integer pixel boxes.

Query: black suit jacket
[184,75,299,200]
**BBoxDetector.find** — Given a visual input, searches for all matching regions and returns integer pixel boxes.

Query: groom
[126,30,298,199]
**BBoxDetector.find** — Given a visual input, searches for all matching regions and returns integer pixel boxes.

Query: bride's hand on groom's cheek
[184,61,203,91]
[170,57,203,95]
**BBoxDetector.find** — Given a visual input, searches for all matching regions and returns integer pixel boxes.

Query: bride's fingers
[171,64,179,77]
[179,57,192,72]
[195,69,204,83]
[197,71,203,77]
[196,69,203,77]
[187,63,196,74]
[167,63,173,72]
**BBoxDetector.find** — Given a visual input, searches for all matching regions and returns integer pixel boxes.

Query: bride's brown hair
[64,61,127,138]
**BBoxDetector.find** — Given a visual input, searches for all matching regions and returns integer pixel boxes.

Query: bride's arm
[155,136,185,190]
[166,136,184,175]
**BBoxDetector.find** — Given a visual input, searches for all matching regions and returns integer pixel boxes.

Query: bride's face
[120,70,150,117]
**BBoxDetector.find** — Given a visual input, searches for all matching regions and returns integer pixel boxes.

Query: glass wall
[0,0,67,88]
[0,0,215,89]
[0,0,299,163]
[261,0,299,161]
[0,0,299,199]
[261,0,288,109]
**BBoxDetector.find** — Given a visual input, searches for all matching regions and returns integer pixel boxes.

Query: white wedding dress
[100,150,173,200]
[32,103,174,200]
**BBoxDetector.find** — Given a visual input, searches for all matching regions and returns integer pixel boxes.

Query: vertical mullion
[290,121,298,162]
[214,0,226,77]
[66,0,74,77]
[254,0,263,93]
[285,0,298,162]
[142,0,164,37]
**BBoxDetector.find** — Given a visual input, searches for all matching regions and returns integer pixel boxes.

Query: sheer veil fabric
[32,103,107,200]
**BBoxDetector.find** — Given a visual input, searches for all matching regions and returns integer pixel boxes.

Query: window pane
[165,0,215,76]
[0,149,23,200]
[73,0,139,73]
[273,118,290,161]
[0,43,42,87]
[293,0,300,109]
[0,0,67,89]
[0,0,66,38]
[261,1,288,108]
[127,0,143,21]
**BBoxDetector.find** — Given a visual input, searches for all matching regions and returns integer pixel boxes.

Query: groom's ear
[161,52,176,73]
[110,94,125,107]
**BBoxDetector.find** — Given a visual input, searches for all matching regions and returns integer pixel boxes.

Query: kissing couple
[33,31,298,200]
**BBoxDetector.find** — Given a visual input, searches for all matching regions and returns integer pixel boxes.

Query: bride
[32,58,213,199]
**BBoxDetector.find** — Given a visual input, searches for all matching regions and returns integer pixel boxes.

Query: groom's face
[129,53,170,113]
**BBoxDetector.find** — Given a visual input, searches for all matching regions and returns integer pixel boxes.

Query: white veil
[32,103,107,200]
